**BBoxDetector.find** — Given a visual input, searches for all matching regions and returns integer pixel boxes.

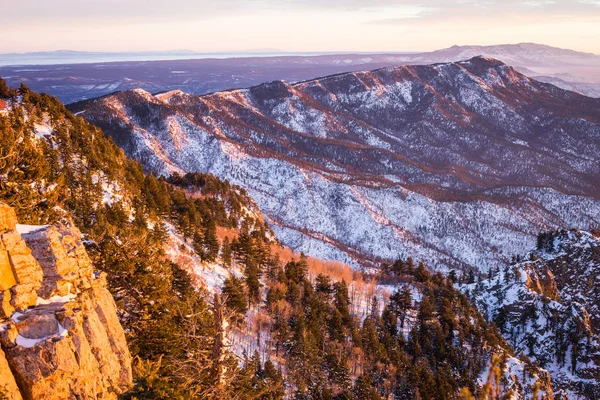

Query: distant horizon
[1,42,598,67]
[1,41,599,57]
[0,49,417,68]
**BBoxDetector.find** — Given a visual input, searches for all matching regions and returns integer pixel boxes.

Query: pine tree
[415,261,431,282]
[221,236,232,267]
[245,258,262,305]
[315,273,332,295]
[222,276,248,318]
[0,78,11,98]
[202,218,219,262]
[407,256,415,274]
[391,286,412,329]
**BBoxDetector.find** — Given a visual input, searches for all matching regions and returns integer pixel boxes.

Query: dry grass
[216,226,237,242]
[217,227,383,300]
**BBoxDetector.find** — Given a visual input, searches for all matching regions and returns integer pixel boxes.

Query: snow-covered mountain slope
[533,76,600,99]
[74,57,600,271]
[0,78,563,398]
[463,229,600,399]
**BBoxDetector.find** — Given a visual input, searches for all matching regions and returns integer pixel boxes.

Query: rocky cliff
[0,203,132,399]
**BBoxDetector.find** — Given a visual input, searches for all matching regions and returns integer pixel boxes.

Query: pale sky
[2,0,600,54]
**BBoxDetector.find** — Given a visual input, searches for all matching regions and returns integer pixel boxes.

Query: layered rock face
[0,203,132,399]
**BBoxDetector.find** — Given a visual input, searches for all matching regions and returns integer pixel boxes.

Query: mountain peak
[465,55,506,66]
[129,88,154,98]
[249,79,295,101]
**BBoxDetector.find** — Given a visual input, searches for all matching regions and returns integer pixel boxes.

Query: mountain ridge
[4,42,600,104]
[73,56,600,271]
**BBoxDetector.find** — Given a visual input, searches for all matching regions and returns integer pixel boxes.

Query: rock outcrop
[0,203,132,399]
[0,204,43,316]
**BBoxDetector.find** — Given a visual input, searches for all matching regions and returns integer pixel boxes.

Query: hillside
[0,79,557,398]
[0,80,286,398]
[463,229,600,398]
[73,56,600,272]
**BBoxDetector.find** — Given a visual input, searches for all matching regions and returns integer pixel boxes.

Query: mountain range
[3,43,600,104]
[2,46,600,397]
[72,56,600,272]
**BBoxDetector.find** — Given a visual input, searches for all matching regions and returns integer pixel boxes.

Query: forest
[0,79,545,399]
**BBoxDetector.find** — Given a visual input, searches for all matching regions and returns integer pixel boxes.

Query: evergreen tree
[391,286,412,329]
[202,218,219,262]
[406,256,415,274]
[415,261,431,282]
[245,258,262,305]
[0,78,11,98]
[222,276,248,317]
[221,236,232,267]
[315,273,333,295]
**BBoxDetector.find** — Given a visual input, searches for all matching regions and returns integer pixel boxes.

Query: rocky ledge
[0,203,132,399]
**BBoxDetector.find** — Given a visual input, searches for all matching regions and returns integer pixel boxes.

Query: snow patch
[16,224,49,235]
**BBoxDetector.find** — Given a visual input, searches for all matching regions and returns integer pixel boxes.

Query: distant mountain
[73,56,600,271]
[409,43,600,97]
[3,42,599,103]
[534,76,600,98]
[0,53,417,103]
[463,229,600,398]
[414,43,600,67]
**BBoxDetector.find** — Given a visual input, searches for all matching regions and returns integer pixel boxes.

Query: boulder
[0,203,132,399]
[15,313,59,340]
[6,282,132,400]
[0,231,43,311]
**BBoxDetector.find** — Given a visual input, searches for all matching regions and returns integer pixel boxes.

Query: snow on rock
[14,320,69,349]
[36,293,77,306]
[16,224,49,235]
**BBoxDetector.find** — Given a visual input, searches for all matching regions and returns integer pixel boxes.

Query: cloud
[1,0,256,23]
[361,0,600,24]
[4,0,600,24]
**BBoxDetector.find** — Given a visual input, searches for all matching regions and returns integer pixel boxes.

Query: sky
[2,0,600,54]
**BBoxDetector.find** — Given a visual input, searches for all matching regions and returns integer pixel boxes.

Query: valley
[0,76,565,399]
[3,0,600,396]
